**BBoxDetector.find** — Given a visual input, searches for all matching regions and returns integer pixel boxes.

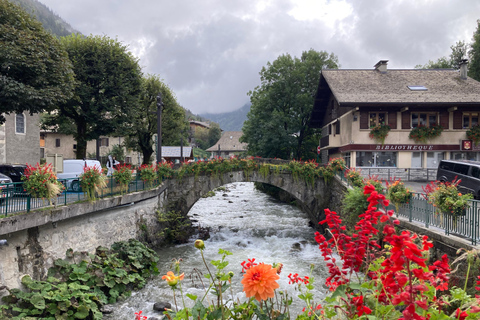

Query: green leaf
[186,293,198,301]
[74,305,90,319]
[30,294,46,310]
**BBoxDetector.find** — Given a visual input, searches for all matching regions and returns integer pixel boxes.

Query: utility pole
[156,93,163,164]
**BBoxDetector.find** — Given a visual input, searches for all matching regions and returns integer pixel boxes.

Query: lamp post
[156,93,163,164]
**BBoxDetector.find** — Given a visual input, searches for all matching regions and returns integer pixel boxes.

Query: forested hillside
[11,0,81,37]
[200,103,250,131]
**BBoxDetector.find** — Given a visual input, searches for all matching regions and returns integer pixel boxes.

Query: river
[104,182,329,319]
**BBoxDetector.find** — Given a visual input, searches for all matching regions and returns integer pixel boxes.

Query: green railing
[336,170,480,245]
[389,193,480,246]
[0,175,161,218]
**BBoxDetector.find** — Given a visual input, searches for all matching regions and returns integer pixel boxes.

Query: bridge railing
[387,193,480,246]
[336,170,480,245]
[0,175,160,218]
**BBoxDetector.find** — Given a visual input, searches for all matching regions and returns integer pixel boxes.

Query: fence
[0,175,159,218]
[337,171,480,245]
[354,167,438,182]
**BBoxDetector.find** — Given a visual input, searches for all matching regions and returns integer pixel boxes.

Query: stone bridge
[165,169,344,230]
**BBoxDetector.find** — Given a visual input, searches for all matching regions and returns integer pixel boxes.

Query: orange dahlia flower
[241,263,280,301]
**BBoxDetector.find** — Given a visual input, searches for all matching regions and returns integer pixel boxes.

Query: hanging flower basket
[466,124,480,146]
[423,178,472,217]
[369,123,390,144]
[408,124,443,143]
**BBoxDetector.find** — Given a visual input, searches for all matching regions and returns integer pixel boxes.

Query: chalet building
[311,60,480,169]
[206,131,247,158]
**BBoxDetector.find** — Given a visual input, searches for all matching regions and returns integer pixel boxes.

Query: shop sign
[375,145,433,150]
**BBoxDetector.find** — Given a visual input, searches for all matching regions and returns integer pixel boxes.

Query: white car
[56,159,102,192]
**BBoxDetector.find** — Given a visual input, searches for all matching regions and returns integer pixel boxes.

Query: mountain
[200,103,250,132]
[11,0,82,37]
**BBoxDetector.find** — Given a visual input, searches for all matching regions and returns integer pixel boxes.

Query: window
[411,152,423,168]
[356,151,397,167]
[426,152,444,168]
[369,112,386,127]
[463,113,479,129]
[15,113,25,134]
[73,144,77,150]
[40,133,45,147]
[99,138,109,147]
[55,139,61,147]
[125,156,132,164]
[411,112,438,128]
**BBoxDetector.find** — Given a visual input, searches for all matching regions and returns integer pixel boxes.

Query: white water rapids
[104,182,330,319]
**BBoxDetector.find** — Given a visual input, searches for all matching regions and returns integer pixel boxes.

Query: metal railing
[0,175,160,218]
[337,171,480,245]
[388,193,480,246]
[354,167,438,182]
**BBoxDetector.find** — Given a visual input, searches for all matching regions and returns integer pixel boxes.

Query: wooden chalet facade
[311,60,480,169]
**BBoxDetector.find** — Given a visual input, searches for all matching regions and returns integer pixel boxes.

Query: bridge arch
[164,170,345,231]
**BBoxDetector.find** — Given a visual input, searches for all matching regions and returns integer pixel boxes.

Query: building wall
[324,109,476,169]
[1,113,40,165]
[42,133,142,165]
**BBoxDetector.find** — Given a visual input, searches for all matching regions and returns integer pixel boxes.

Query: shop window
[411,152,423,168]
[411,112,438,128]
[343,152,351,168]
[463,113,479,129]
[451,152,479,161]
[356,151,397,167]
[369,112,386,127]
[426,152,444,168]
[15,113,25,134]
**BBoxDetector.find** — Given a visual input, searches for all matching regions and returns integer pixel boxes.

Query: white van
[57,159,102,192]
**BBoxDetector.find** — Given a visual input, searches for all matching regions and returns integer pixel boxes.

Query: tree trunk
[75,121,88,159]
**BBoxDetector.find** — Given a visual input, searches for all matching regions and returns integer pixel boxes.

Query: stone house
[40,131,142,165]
[206,131,247,158]
[0,113,40,165]
[311,60,480,169]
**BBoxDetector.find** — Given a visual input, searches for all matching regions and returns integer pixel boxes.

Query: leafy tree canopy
[42,34,143,159]
[469,19,480,81]
[193,123,222,150]
[241,49,338,160]
[123,74,189,164]
[0,0,74,123]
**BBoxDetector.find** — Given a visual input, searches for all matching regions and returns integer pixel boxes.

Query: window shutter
[328,124,332,135]
[106,138,109,147]
[388,111,397,129]
[439,111,449,129]
[360,111,369,129]
[453,111,462,129]
[336,120,340,134]
[401,112,410,129]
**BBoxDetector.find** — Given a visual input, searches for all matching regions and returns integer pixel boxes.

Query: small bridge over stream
[0,158,478,291]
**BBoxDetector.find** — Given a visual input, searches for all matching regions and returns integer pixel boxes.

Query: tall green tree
[241,49,338,160]
[43,34,143,159]
[469,20,480,81]
[0,0,74,123]
[193,123,222,150]
[124,74,188,164]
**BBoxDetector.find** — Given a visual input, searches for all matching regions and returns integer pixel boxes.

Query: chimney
[374,60,389,73]
[459,59,468,80]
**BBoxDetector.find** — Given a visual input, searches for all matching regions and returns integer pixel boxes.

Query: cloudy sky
[39,0,480,115]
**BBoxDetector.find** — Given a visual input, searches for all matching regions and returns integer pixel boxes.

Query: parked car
[0,164,27,194]
[57,159,102,192]
[0,173,13,203]
[436,159,480,199]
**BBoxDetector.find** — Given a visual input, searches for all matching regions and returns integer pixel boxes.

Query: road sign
[317,146,321,154]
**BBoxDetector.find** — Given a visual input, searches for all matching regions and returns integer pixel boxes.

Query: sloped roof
[161,146,192,157]
[189,120,210,128]
[321,69,480,105]
[206,131,247,152]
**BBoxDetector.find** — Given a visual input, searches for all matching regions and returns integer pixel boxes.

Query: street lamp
[156,93,163,164]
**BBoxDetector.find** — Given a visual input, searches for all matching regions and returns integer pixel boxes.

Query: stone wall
[0,185,167,291]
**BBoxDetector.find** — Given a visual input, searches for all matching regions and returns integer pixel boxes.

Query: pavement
[383,181,430,194]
